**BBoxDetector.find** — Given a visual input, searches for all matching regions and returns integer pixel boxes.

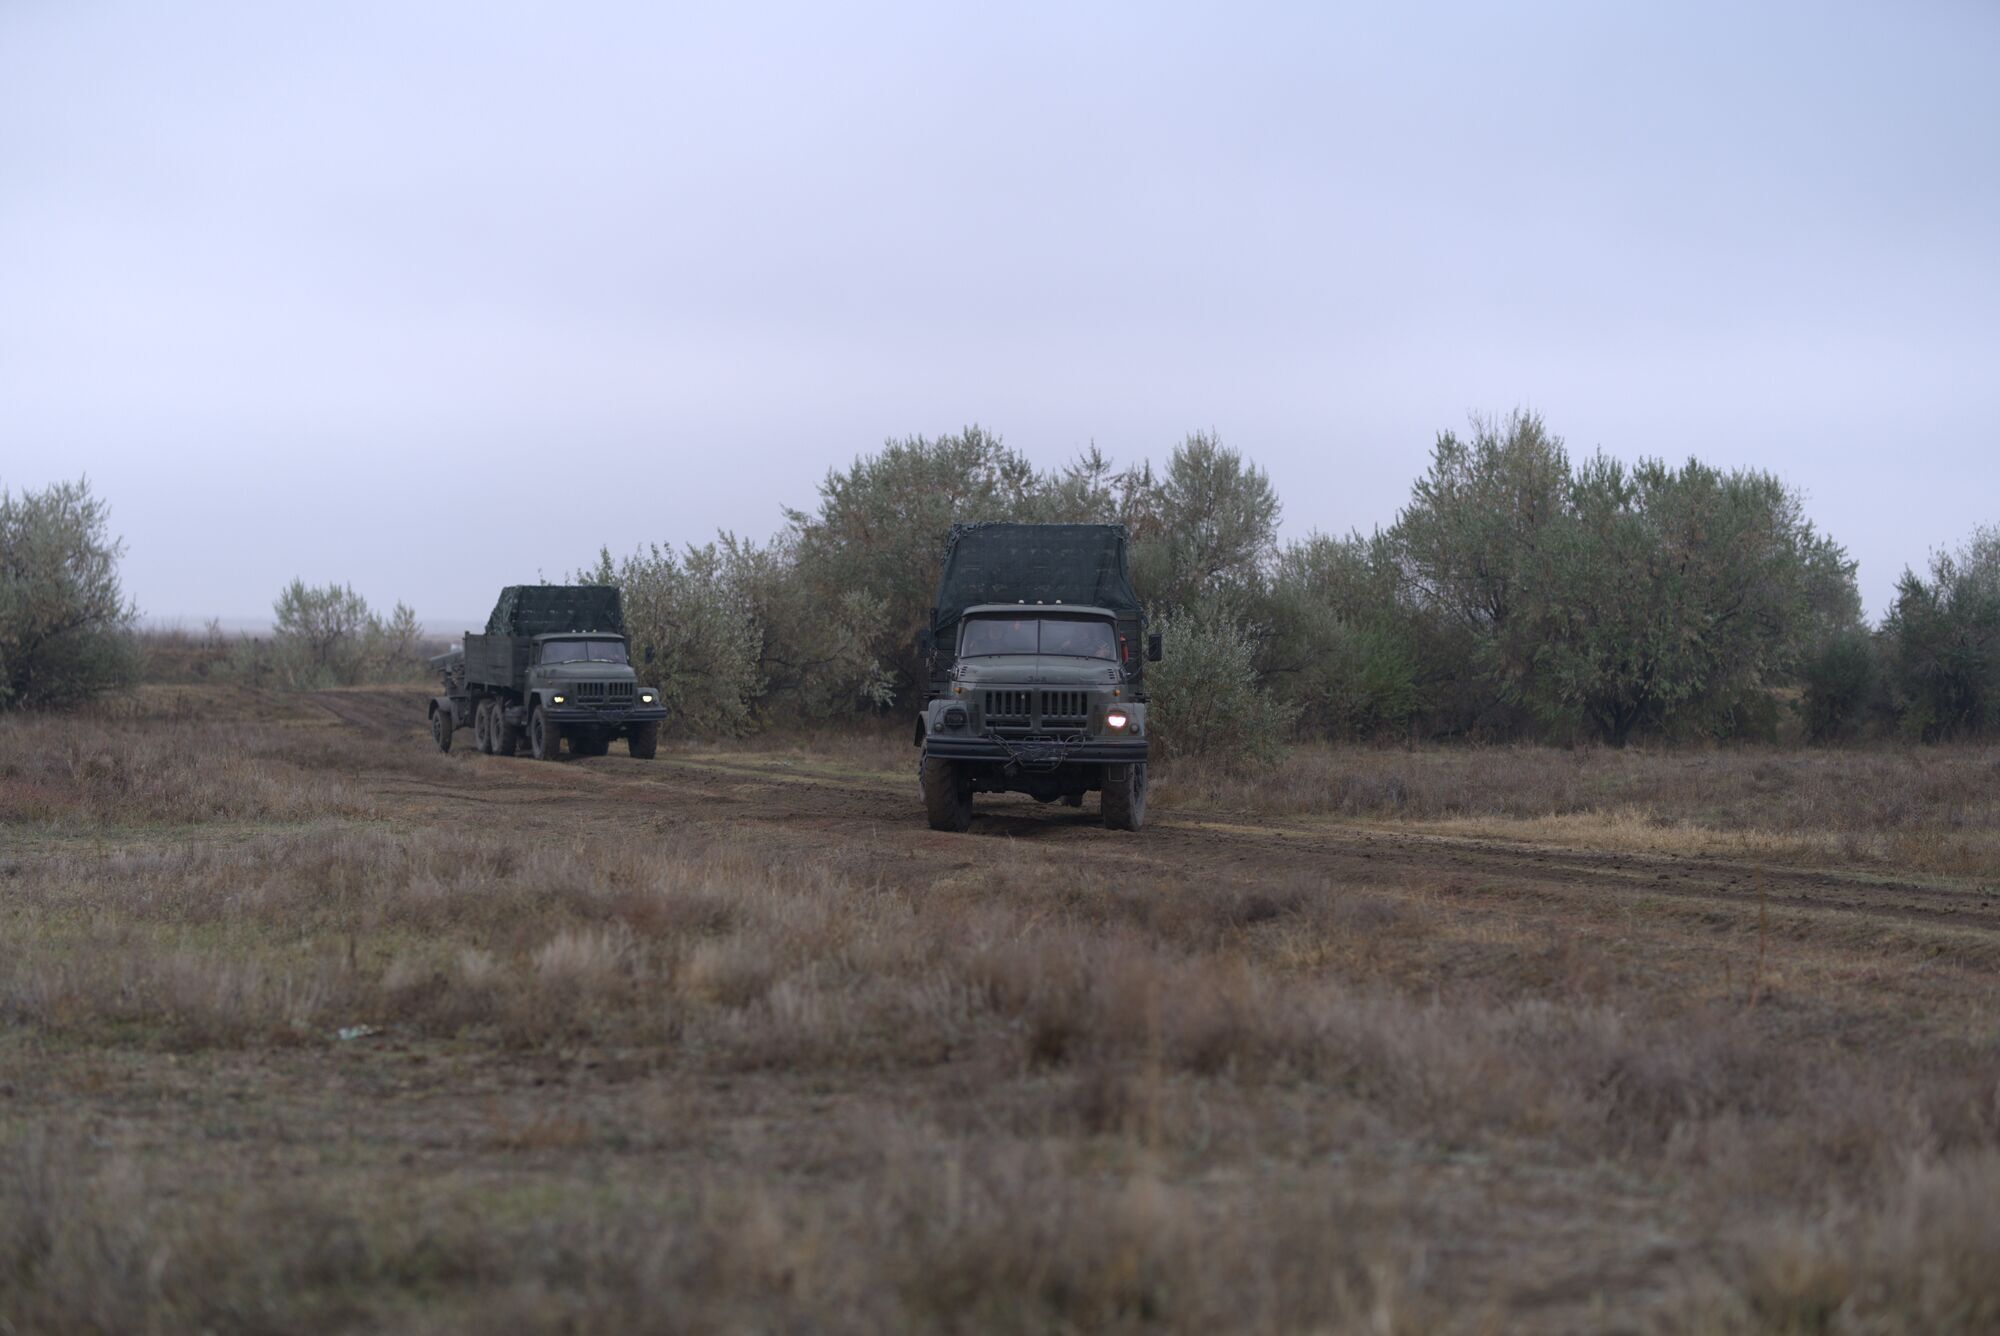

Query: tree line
[6,420,1997,756]
[591,415,1995,754]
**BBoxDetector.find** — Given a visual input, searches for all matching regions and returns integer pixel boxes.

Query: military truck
[914,523,1161,832]
[427,585,667,761]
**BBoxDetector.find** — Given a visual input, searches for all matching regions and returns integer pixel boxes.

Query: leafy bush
[1882,527,2000,740]
[584,544,763,736]
[0,478,138,710]
[269,581,425,687]
[1148,603,1295,767]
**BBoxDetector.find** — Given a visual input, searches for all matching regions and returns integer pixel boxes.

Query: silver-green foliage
[270,581,424,687]
[1881,526,2000,740]
[1147,602,1295,767]
[584,544,764,736]
[1384,413,1861,744]
[1261,533,1420,740]
[0,478,138,710]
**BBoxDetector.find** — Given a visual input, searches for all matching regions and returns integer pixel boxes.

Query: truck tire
[530,706,562,761]
[431,706,453,752]
[1102,762,1147,831]
[628,722,659,759]
[921,756,973,832]
[473,700,493,754]
[493,706,521,757]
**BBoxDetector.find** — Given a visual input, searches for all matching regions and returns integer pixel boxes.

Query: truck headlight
[641,693,654,703]
[1105,709,1129,730]
[552,694,565,704]
[942,705,968,728]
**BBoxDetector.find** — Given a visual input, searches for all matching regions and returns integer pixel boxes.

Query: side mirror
[643,644,656,666]
[1147,632,1163,663]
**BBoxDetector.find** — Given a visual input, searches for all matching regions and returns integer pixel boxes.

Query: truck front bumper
[545,706,668,727]
[923,733,1149,766]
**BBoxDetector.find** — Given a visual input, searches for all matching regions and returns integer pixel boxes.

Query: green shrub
[269,581,425,687]
[584,544,764,736]
[1797,627,1880,743]
[1148,603,1295,767]
[0,478,138,710]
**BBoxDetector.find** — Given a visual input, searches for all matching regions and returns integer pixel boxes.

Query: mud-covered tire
[493,706,521,757]
[431,706,454,752]
[1102,762,1147,831]
[531,707,562,761]
[473,700,493,754]
[628,722,659,760]
[921,756,973,832]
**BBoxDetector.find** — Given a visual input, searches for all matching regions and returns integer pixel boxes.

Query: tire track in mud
[310,689,2000,947]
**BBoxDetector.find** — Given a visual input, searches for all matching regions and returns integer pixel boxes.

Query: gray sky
[3,1,1995,628]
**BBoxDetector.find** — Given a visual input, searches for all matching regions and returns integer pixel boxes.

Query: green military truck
[914,523,1161,832]
[428,585,667,761]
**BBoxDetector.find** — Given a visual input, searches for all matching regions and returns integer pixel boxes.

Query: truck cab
[918,601,1157,831]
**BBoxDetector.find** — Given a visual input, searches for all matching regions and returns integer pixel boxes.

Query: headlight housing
[942,705,968,728]
[641,692,655,704]
[1105,709,1129,731]
[552,694,565,704]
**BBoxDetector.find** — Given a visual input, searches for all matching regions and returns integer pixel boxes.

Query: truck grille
[984,690,1032,727]
[571,681,635,706]
[1039,690,1089,726]
[982,688,1090,733]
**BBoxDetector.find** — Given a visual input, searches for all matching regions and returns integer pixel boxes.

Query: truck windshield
[539,639,628,664]
[960,618,1118,661]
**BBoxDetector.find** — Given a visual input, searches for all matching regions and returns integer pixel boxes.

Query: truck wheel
[431,706,453,753]
[473,701,493,754]
[531,707,562,761]
[921,756,973,832]
[628,722,659,759]
[493,706,521,757]
[1102,762,1147,831]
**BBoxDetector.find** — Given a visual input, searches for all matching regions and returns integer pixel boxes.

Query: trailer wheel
[1101,762,1147,831]
[628,722,659,759]
[473,700,493,754]
[921,756,973,832]
[531,706,562,761]
[431,706,453,753]
[493,706,521,757]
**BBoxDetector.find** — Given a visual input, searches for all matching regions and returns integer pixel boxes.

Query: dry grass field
[3,686,1998,1333]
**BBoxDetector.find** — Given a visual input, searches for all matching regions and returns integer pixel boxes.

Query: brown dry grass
[1156,742,2000,879]
[1,687,1996,1332]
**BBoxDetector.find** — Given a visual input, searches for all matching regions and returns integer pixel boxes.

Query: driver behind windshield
[1041,619,1109,658]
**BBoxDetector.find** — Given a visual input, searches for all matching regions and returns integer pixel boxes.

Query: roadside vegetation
[22,415,1997,771]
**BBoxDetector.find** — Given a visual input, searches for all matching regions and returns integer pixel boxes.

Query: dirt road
[322,688,2000,1038]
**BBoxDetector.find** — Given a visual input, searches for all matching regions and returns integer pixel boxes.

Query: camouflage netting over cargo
[485,585,625,637]
[932,524,1138,633]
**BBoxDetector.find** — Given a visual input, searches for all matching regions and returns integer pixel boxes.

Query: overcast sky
[3,1,1995,628]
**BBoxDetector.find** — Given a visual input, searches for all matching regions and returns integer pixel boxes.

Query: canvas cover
[485,585,625,637]
[932,524,1138,634]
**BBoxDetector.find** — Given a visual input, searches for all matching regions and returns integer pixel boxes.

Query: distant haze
[3,1,1995,625]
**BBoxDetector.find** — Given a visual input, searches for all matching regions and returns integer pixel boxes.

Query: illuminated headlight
[641,693,654,704]
[1105,709,1130,730]
[552,694,565,704]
